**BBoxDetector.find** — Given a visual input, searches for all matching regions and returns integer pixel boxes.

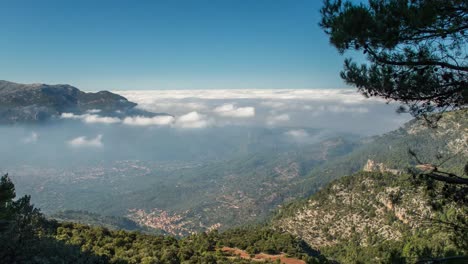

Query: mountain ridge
[269,110,468,262]
[272,170,467,263]
[0,80,163,123]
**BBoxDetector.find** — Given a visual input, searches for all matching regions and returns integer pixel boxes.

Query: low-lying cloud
[82,115,120,124]
[86,109,102,114]
[285,129,309,139]
[61,113,120,124]
[61,113,82,119]
[213,104,255,118]
[175,112,212,129]
[267,113,290,126]
[112,89,412,135]
[123,115,175,126]
[68,134,103,148]
[116,89,379,103]
[61,111,213,129]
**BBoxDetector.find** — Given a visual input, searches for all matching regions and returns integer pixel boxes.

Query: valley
[7,109,467,243]
[1,80,466,263]
[9,133,361,235]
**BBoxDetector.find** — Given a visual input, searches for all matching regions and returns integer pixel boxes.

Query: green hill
[289,109,467,196]
[268,110,468,263]
[273,171,467,263]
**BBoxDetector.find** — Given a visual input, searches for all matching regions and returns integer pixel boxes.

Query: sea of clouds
[0,89,416,169]
[111,89,411,134]
[22,89,412,150]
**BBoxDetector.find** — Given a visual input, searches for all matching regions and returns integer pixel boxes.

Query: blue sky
[0,0,353,90]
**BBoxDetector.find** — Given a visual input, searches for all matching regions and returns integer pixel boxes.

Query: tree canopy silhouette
[320,0,467,117]
[320,0,468,187]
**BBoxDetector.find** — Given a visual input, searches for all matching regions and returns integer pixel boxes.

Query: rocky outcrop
[363,159,401,175]
[405,109,468,156]
[273,172,458,250]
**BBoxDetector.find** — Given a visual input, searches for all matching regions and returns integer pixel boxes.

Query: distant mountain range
[0,80,161,123]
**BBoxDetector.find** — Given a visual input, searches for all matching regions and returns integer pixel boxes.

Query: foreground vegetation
[2,167,467,263]
[0,173,322,263]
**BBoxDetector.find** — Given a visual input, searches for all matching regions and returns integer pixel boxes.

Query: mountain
[268,110,468,263]
[273,171,468,263]
[293,109,468,192]
[0,80,141,123]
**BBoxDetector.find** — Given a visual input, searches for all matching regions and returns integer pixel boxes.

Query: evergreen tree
[0,174,15,231]
[320,0,468,187]
[321,0,467,116]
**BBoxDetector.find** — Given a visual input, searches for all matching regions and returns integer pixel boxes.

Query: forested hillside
[291,109,468,194]
[267,110,468,263]
[273,171,468,263]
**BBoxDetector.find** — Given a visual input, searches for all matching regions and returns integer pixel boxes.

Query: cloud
[68,135,103,148]
[296,105,370,116]
[327,105,369,113]
[61,113,82,119]
[109,89,412,135]
[213,104,255,118]
[22,132,38,143]
[267,113,290,126]
[61,113,120,124]
[62,112,177,126]
[82,115,120,124]
[175,112,211,128]
[260,101,286,109]
[285,129,309,139]
[115,89,380,103]
[86,109,101,114]
[123,115,175,126]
